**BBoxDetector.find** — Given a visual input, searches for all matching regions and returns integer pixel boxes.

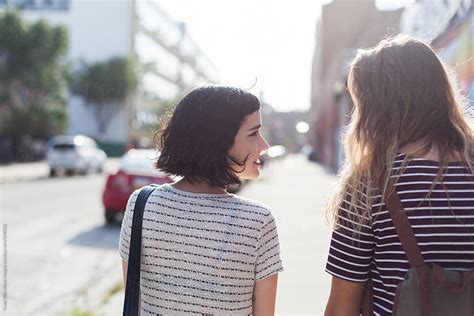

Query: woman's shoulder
[133,184,271,213]
[229,194,273,216]
[129,184,164,197]
[393,152,470,170]
[126,184,171,206]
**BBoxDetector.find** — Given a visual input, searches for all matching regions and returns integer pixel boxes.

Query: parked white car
[47,135,107,177]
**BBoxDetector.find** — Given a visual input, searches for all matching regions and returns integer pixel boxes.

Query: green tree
[138,96,178,142]
[0,11,69,160]
[157,97,178,118]
[72,57,138,135]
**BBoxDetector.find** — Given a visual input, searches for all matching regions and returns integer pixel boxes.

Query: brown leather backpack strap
[386,189,431,316]
[416,266,433,316]
[386,189,425,268]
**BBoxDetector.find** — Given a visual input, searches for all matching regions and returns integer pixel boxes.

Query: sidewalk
[242,154,336,314]
[0,159,120,183]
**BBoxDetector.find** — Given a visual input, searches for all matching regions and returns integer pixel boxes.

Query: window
[0,0,70,10]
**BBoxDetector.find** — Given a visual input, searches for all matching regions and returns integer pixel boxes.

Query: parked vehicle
[47,135,107,177]
[102,149,173,224]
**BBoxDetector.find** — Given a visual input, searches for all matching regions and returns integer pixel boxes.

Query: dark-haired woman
[119,86,284,315]
[324,35,474,315]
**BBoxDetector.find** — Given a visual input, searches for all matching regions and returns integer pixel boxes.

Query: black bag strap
[123,185,157,316]
[386,188,425,268]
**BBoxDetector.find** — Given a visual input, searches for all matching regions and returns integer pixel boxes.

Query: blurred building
[261,100,309,153]
[0,0,218,154]
[401,0,473,107]
[309,0,402,172]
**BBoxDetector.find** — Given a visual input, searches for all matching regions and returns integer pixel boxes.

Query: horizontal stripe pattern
[326,154,474,315]
[119,183,283,315]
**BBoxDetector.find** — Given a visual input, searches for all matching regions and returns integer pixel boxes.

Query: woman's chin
[241,171,260,180]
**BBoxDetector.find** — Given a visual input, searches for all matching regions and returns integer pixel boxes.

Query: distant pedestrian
[324,35,474,315]
[119,86,284,315]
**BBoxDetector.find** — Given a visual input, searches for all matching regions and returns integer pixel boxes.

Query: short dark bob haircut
[155,85,261,187]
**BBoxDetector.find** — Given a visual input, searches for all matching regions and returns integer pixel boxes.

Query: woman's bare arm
[252,274,278,316]
[122,260,128,287]
[325,276,366,316]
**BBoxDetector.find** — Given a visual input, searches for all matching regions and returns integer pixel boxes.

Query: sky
[157,0,329,112]
[157,0,413,112]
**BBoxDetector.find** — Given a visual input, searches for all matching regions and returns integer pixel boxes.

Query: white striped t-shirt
[119,183,284,315]
[326,153,474,316]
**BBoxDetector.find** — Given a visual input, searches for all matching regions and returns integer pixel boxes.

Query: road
[2,170,124,315]
[1,155,336,315]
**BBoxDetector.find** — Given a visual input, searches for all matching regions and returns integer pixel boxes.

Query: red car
[102,149,173,224]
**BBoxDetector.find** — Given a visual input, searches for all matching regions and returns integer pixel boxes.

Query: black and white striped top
[119,183,283,315]
[326,153,474,315]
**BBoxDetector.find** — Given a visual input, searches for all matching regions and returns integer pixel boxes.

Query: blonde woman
[324,35,474,315]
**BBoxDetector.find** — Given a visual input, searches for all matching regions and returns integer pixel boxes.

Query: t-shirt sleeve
[255,210,284,281]
[325,191,375,282]
[119,189,140,261]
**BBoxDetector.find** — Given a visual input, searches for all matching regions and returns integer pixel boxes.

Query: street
[2,171,124,315]
[1,154,336,315]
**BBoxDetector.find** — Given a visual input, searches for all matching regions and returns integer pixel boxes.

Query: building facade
[309,0,402,171]
[401,0,473,108]
[261,103,309,153]
[1,0,217,153]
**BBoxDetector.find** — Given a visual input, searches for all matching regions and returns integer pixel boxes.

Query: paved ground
[0,159,120,183]
[1,154,337,315]
[2,172,124,315]
[240,155,336,315]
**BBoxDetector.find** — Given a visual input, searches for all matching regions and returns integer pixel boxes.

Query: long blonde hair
[327,34,474,229]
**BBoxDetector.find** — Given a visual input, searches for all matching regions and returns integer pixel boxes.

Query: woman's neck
[172,178,228,195]
[399,142,462,162]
